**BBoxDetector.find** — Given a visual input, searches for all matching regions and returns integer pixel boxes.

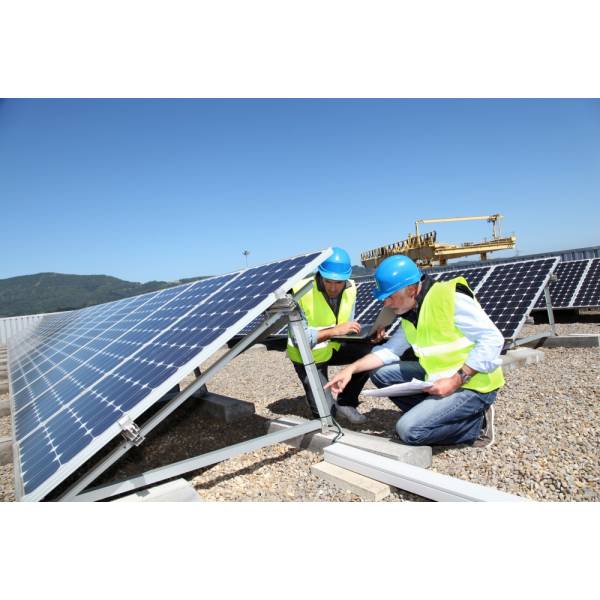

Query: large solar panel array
[8,250,330,501]
[534,258,600,309]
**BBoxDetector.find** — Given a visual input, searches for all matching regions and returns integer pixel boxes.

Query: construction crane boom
[415,214,503,238]
[361,213,515,270]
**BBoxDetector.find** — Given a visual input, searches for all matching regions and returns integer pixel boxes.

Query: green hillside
[0,264,370,318]
[0,272,202,317]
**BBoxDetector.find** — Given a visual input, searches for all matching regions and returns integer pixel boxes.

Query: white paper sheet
[362,378,433,397]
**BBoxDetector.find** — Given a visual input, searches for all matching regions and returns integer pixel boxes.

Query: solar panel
[431,266,492,290]
[573,258,600,308]
[534,259,588,308]
[533,258,600,310]
[474,258,558,339]
[8,249,330,501]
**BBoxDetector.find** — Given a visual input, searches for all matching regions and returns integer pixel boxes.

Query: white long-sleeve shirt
[372,292,504,373]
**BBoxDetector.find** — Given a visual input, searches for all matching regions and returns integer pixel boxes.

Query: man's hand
[335,321,361,336]
[370,327,386,344]
[426,373,462,397]
[324,366,354,395]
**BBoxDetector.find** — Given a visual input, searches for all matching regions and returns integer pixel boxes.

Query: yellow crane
[361,213,517,269]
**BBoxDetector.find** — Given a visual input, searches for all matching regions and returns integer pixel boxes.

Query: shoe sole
[335,403,367,425]
[473,404,495,448]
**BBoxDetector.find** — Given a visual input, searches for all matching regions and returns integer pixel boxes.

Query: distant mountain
[0,272,207,318]
[0,265,372,318]
[351,264,373,278]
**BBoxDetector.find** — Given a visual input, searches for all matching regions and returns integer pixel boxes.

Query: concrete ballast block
[0,436,13,466]
[112,479,202,502]
[541,334,600,349]
[197,392,255,423]
[311,460,391,501]
[267,415,432,468]
[0,381,8,394]
[501,348,545,372]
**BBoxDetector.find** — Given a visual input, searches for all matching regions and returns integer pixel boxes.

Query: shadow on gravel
[267,395,318,419]
[192,446,302,490]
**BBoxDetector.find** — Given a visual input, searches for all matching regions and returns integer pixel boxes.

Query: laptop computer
[331,306,397,342]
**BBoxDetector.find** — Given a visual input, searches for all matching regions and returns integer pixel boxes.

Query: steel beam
[324,443,527,502]
[71,420,323,502]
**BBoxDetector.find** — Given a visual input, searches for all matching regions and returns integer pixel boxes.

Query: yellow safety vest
[287,277,357,364]
[401,277,505,393]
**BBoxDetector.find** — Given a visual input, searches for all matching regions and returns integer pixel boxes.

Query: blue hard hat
[318,247,352,281]
[373,255,421,300]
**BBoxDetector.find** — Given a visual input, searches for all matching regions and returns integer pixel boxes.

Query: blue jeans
[370,361,497,446]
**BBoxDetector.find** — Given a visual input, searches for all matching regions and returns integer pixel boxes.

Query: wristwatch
[457,368,472,385]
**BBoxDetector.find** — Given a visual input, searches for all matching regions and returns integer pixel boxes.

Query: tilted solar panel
[534,259,588,309]
[474,258,558,338]
[432,266,491,290]
[572,258,600,308]
[8,249,330,501]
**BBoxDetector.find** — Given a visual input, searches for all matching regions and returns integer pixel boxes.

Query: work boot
[473,404,495,448]
[334,402,367,425]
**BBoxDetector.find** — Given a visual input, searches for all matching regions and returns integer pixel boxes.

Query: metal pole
[69,420,323,502]
[544,286,556,336]
[287,308,334,429]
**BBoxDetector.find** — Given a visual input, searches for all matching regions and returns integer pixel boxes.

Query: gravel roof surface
[1,321,598,502]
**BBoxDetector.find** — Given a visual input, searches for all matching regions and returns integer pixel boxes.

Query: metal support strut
[287,307,334,430]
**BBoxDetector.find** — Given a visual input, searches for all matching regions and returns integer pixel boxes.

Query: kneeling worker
[287,247,376,424]
[325,255,505,447]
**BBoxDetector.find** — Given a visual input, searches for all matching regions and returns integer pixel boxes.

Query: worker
[287,247,380,424]
[325,255,504,447]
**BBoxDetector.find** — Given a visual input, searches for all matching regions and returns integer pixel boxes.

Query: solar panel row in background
[8,250,329,501]
[534,258,600,309]
[349,258,558,341]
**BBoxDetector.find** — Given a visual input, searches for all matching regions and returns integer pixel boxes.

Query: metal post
[544,286,556,336]
[287,308,334,429]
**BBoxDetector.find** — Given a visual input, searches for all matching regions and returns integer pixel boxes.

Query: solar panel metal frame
[9,249,332,502]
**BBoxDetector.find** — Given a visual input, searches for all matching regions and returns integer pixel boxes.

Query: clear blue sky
[1,99,598,282]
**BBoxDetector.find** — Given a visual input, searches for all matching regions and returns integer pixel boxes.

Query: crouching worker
[287,247,377,424]
[325,255,505,447]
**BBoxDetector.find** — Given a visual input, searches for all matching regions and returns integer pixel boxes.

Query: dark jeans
[292,342,372,417]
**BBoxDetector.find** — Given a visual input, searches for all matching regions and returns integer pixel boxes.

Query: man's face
[322,277,346,299]
[383,284,418,315]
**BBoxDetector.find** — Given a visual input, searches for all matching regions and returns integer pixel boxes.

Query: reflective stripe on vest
[287,277,356,364]
[401,277,504,394]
